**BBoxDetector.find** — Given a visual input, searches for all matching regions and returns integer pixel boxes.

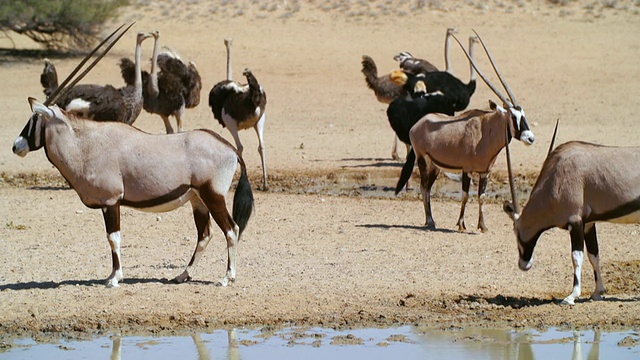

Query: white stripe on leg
[106,231,123,288]
[562,250,584,305]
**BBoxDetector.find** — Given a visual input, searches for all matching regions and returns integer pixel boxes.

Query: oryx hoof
[105,280,120,288]
[591,290,606,301]
[172,272,192,284]
[218,276,236,287]
[560,297,576,306]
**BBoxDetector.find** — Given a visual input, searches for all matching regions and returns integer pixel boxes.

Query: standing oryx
[503,137,640,305]
[395,31,535,231]
[12,25,254,288]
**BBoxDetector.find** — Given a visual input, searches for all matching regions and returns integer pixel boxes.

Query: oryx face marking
[510,107,535,145]
[12,113,43,157]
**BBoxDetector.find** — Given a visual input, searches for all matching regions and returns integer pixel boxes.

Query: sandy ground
[1,0,640,340]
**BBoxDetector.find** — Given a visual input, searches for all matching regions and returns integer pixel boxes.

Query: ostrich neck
[149,36,160,96]
[468,39,477,82]
[225,42,233,81]
[134,39,143,98]
[444,34,452,73]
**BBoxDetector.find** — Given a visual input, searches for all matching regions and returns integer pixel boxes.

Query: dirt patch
[1,0,640,342]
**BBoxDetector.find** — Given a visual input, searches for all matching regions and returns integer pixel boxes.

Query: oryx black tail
[232,157,254,238]
[395,148,416,195]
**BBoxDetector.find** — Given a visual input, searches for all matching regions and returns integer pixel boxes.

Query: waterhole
[3,326,639,359]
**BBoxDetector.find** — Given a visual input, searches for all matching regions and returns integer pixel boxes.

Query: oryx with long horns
[395,30,535,231]
[504,121,640,305]
[12,24,254,288]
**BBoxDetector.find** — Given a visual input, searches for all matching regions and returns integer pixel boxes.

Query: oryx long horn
[505,123,520,215]
[46,23,135,106]
[451,33,512,107]
[472,29,518,108]
[547,118,560,156]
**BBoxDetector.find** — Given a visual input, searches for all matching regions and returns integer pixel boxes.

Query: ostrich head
[393,51,413,63]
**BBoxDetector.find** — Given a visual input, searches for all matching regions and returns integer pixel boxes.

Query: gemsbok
[395,31,535,232]
[11,25,254,288]
[503,129,640,305]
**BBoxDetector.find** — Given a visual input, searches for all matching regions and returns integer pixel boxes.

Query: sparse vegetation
[0,0,130,51]
[6,221,28,230]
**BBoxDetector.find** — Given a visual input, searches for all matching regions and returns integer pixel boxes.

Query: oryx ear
[28,97,55,120]
[488,100,497,110]
[390,69,408,86]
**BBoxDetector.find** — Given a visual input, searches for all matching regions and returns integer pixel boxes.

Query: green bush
[0,0,129,51]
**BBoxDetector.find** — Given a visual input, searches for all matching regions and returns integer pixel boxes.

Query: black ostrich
[209,39,268,191]
[39,32,151,125]
[405,35,479,112]
[140,30,202,134]
[386,70,457,191]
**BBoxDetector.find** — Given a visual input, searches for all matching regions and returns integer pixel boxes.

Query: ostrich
[39,32,151,125]
[362,27,459,160]
[209,38,268,191]
[393,27,457,75]
[142,30,202,134]
[386,71,457,190]
[420,35,478,112]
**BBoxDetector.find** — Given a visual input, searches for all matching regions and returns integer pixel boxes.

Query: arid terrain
[1,0,640,342]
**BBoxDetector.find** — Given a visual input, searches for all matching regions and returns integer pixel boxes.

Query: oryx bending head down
[395,31,535,232]
[504,123,640,305]
[12,25,254,288]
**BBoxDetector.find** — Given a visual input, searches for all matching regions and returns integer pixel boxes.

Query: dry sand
[1,0,640,340]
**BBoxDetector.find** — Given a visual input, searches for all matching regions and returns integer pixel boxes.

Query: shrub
[0,0,129,51]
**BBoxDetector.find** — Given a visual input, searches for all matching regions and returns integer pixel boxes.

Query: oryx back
[525,141,640,228]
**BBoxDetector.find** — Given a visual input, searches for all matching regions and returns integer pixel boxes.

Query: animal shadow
[0,277,213,291]
[358,223,462,234]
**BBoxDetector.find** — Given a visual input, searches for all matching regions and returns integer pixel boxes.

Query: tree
[0,0,129,51]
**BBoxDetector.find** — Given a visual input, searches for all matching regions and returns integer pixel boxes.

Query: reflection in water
[414,326,607,360]
[111,336,121,360]
[109,329,240,360]
[5,326,637,359]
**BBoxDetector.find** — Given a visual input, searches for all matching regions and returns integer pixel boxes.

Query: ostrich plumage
[387,71,456,145]
[393,51,439,74]
[141,31,202,134]
[409,35,478,112]
[361,55,404,104]
[208,38,268,191]
[39,32,150,125]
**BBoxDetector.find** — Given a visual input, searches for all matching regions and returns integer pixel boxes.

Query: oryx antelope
[396,31,535,231]
[12,25,254,288]
[504,138,640,305]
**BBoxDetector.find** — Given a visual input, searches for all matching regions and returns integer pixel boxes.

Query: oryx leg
[161,114,175,134]
[201,187,239,286]
[174,198,213,283]
[562,220,585,305]
[477,173,489,232]
[418,156,440,230]
[253,112,268,191]
[102,205,123,288]
[456,172,471,231]
[584,223,606,300]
